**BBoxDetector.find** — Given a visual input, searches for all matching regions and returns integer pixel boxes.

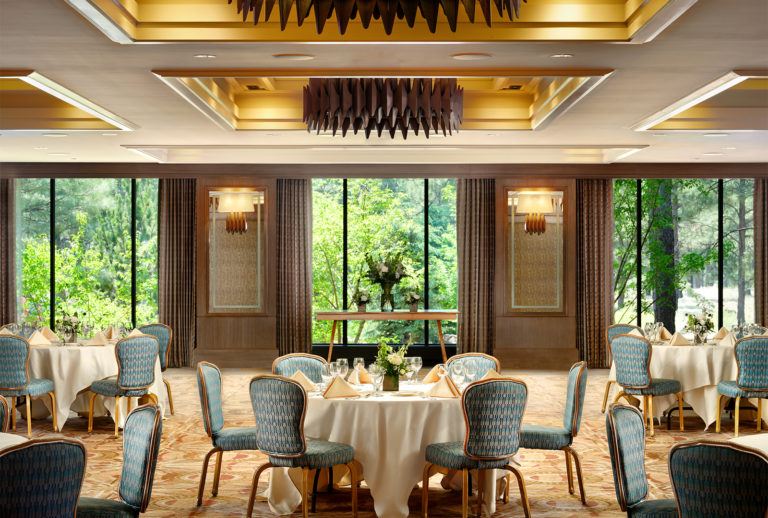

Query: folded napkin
[0,328,13,336]
[659,327,673,340]
[480,368,502,380]
[763,330,768,337]
[290,370,318,392]
[323,375,360,399]
[347,368,371,385]
[712,327,728,341]
[126,328,142,337]
[628,328,644,338]
[41,326,60,341]
[103,325,120,340]
[422,365,446,384]
[87,332,108,346]
[427,376,460,398]
[720,333,737,347]
[668,332,691,346]
[27,330,51,346]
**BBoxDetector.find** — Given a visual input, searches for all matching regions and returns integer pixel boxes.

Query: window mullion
[342,179,348,345]
[636,179,642,327]
[717,179,724,328]
[424,179,430,346]
[49,179,55,330]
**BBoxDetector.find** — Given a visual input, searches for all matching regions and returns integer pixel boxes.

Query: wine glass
[449,360,465,388]
[463,358,479,384]
[329,362,340,380]
[369,363,384,396]
[404,357,416,385]
[336,358,349,379]
[644,323,652,339]
[353,357,365,372]
[411,357,423,384]
[435,363,447,380]
[320,364,332,389]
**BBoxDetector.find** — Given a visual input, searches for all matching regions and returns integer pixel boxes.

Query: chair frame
[602,324,643,413]
[246,374,358,518]
[605,404,646,512]
[196,361,226,507]
[271,353,328,375]
[446,352,501,373]
[715,336,768,437]
[422,378,531,518]
[0,395,9,433]
[139,323,175,415]
[124,404,163,513]
[0,334,58,438]
[88,334,159,438]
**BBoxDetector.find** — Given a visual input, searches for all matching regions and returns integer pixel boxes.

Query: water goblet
[449,360,465,389]
[353,357,365,372]
[411,357,423,384]
[336,358,349,379]
[404,357,416,385]
[644,323,653,339]
[463,358,479,384]
[320,364,332,390]
[435,363,447,380]
[329,362,340,380]
[369,363,384,396]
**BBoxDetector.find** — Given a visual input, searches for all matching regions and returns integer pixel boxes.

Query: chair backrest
[610,334,652,389]
[250,375,307,458]
[563,361,588,436]
[606,323,643,346]
[119,404,163,513]
[197,362,225,437]
[669,440,768,518]
[462,378,527,461]
[138,324,172,371]
[448,353,501,379]
[734,336,768,391]
[0,395,8,433]
[272,353,328,383]
[115,335,159,391]
[0,438,87,518]
[605,404,648,511]
[0,335,30,391]
[0,323,36,340]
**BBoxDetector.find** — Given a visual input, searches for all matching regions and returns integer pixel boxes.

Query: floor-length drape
[0,179,14,325]
[576,179,613,368]
[276,179,312,356]
[457,178,495,355]
[755,178,768,326]
[158,179,196,367]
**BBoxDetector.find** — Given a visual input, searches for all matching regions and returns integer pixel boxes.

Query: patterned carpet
[9,367,764,517]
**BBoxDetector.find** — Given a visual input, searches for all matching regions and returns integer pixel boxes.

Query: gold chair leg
[212,451,223,496]
[422,463,434,518]
[564,449,574,494]
[476,469,483,518]
[602,381,614,413]
[196,448,221,506]
[49,392,58,432]
[677,392,685,431]
[88,393,96,432]
[163,377,175,415]
[113,396,121,438]
[347,461,358,518]
[10,397,15,431]
[642,395,648,429]
[758,399,763,432]
[565,446,586,505]
[25,396,32,439]
[302,467,310,518]
[461,468,469,518]
[734,395,741,438]
[715,394,723,433]
[648,396,654,437]
[504,465,531,518]
[247,461,273,518]
[613,391,627,405]
[504,474,510,504]
[127,397,133,414]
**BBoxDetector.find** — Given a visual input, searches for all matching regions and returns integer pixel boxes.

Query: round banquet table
[264,383,512,518]
[23,343,166,430]
[0,433,27,450]
[608,343,768,429]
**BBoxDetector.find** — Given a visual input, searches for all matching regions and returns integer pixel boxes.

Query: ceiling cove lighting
[230,0,526,34]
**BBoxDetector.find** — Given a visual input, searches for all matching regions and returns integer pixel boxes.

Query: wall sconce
[513,193,562,236]
[217,193,256,234]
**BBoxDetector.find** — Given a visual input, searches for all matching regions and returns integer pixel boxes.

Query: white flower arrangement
[404,291,422,305]
[352,289,370,305]
[376,340,411,379]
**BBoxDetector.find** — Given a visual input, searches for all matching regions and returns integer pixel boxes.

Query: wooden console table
[315,310,459,363]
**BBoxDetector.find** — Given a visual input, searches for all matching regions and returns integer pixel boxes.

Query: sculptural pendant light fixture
[303,77,463,139]
[229,0,526,34]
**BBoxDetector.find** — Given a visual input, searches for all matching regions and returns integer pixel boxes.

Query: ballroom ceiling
[0,0,766,164]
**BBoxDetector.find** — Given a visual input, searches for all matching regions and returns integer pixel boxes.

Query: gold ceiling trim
[65,0,696,43]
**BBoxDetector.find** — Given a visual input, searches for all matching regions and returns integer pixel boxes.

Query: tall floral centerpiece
[376,340,411,391]
[685,311,714,344]
[366,253,406,312]
[57,310,84,343]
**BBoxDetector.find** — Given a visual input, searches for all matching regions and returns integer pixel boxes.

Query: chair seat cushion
[76,497,138,518]
[212,426,259,451]
[627,498,679,517]
[624,379,681,397]
[717,380,768,399]
[425,441,510,471]
[0,378,54,397]
[91,378,148,398]
[519,424,573,450]
[269,439,354,469]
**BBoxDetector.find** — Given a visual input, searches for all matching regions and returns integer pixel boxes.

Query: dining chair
[669,439,768,518]
[422,378,530,518]
[139,323,175,415]
[0,395,9,432]
[0,334,58,438]
[446,352,501,379]
[715,335,768,437]
[196,361,259,507]
[77,404,163,518]
[0,322,36,339]
[0,437,87,518]
[610,334,684,436]
[605,404,678,517]
[247,374,359,518]
[272,353,329,383]
[88,334,159,438]
[602,324,645,413]
[519,361,588,504]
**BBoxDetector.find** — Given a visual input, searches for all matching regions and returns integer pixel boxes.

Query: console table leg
[436,320,447,362]
[328,321,337,363]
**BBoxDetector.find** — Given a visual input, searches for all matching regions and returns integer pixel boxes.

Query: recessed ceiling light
[550,53,574,59]
[702,152,725,156]
[486,133,500,137]
[43,133,67,138]
[48,152,69,156]
[723,146,736,150]
[101,133,119,136]
[273,53,315,61]
[451,53,491,61]
[194,54,216,59]
[703,133,729,137]
[33,146,48,150]
[266,133,281,137]
[652,133,666,137]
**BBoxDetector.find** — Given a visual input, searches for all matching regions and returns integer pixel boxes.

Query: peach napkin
[422,365,446,384]
[668,332,691,346]
[712,327,728,341]
[126,328,142,337]
[347,368,371,385]
[41,326,60,341]
[427,376,460,398]
[87,332,108,346]
[27,330,51,346]
[720,333,737,347]
[290,370,318,392]
[480,368,502,380]
[323,375,360,398]
[659,327,673,340]
[0,328,13,336]
[628,329,644,338]
[103,325,120,340]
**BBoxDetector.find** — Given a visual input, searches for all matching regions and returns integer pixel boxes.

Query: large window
[312,178,457,345]
[14,178,159,331]
[613,178,755,331]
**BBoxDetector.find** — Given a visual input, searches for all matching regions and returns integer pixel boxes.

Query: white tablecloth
[0,432,27,450]
[265,383,510,518]
[608,344,768,428]
[24,344,165,430]
[730,434,768,456]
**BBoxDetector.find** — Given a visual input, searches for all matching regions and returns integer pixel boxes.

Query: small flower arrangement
[375,339,411,390]
[352,289,370,306]
[365,253,406,286]
[404,291,422,305]
[57,310,84,340]
[685,310,714,343]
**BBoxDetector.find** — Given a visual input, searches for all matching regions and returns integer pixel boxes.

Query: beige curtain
[158,179,196,367]
[276,179,312,356]
[457,178,495,355]
[576,179,614,368]
[0,179,14,325]
[755,178,768,326]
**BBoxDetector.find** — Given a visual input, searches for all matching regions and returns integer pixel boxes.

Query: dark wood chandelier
[303,78,463,139]
[229,0,526,34]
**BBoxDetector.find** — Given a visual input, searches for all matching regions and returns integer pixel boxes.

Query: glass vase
[380,283,395,312]
[383,375,399,391]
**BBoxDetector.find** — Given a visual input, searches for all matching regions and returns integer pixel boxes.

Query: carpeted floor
[9,367,764,517]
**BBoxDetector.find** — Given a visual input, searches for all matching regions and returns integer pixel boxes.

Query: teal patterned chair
[0,322,36,339]
[716,335,768,437]
[610,334,684,436]
[606,404,678,518]
[519,361,588,504]
[0,335,58,438]
[77,404,163,518]
[669,439,768,518]
[0,395,9,432]
[603,324,644,413]
[447,352,501,380]
[422,378,530,518]
[88,335,160,438]
[139,323,175,415]
[272,353,328,383]
[247,374,359,518]
[196,361,260,507]
[0,437,87,518]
